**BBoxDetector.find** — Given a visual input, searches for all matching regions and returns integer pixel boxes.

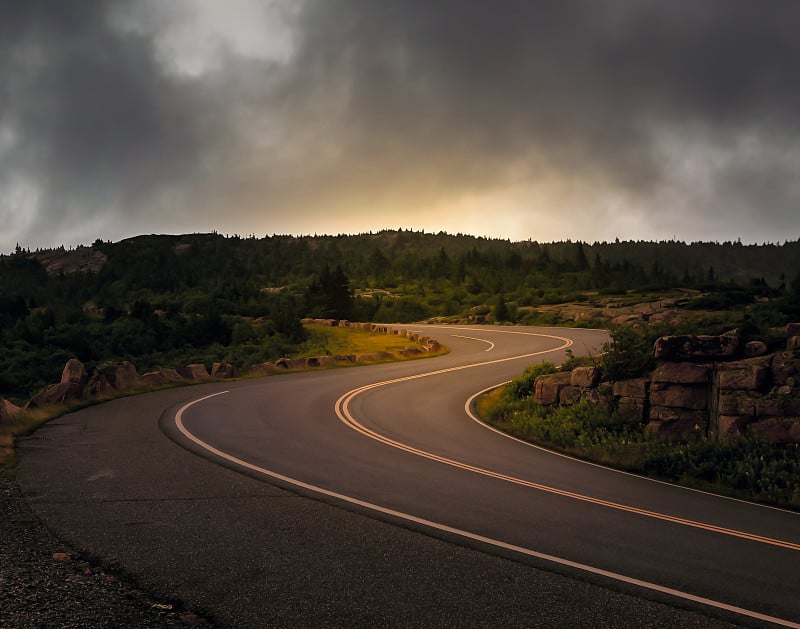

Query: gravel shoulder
[0,473,209,628]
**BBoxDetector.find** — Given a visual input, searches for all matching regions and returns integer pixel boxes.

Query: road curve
[18,325,800,628]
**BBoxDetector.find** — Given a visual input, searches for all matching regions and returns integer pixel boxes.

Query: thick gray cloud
[2,0,800,252]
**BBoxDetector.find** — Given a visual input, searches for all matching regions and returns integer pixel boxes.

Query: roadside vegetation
[0,322,444,476]
[476,333,800,510]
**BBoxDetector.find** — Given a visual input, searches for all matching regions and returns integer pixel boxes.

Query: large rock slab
[715,363,770,391]
[653,331,739,362]
[717,392,755,417]
[612,378,648,399]
[533,372,572,406]
[651,362,710,385]
[649,384,708,410]
[647,408,706,441]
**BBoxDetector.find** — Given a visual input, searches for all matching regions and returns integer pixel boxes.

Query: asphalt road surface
[18,325,800,628]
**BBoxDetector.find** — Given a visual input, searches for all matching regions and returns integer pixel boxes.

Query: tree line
[2,230,799,401]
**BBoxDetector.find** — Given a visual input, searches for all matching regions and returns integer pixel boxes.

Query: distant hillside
[2,230,799,400]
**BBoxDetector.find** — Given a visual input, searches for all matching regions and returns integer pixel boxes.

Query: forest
[2,230,800,403]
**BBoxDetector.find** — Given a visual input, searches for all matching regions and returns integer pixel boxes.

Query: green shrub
[600,325,653,381]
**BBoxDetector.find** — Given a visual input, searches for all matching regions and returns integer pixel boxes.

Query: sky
[2,0,800,254]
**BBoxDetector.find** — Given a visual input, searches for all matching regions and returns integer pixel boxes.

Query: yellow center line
[334,331,800,554]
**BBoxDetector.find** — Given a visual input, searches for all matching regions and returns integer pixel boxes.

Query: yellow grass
[297,324,445,358]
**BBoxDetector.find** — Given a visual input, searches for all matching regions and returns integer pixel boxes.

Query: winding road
[18,325,800,628]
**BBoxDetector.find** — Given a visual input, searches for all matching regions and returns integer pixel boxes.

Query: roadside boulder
[176,364,211,380]
[249,362,276,375]
[211,361,238,379]
[0,397,21,424]
[306,356,336,367]
[275,357,306,369]
[26,358,90,407]
[85,361,141,396]
[140,370,168,387]
[61,358,88,391]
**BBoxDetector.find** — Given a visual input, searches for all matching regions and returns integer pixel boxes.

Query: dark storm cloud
[0,0,234,246]
[2,0,800,251]
[285,0,800,197]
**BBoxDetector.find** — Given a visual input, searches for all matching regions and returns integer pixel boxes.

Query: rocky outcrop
[536,324,800,444]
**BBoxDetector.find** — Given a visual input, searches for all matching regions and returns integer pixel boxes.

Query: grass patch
[296,324,448,361]
[476,369,800,510]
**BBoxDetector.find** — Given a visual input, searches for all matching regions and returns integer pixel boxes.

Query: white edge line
[450,334,495,352]
[175,393,799,628]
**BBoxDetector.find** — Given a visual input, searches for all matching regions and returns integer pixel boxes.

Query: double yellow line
[335,332,800,554]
